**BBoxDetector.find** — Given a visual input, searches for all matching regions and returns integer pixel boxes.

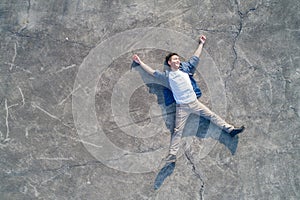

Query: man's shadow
[132,62,240,190]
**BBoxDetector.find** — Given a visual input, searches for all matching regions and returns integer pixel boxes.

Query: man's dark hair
[165,53,179,66]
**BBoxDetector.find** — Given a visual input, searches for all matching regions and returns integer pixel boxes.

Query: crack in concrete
[231,0,258,74]
[4,99,9,140]
[196,27,237,34]
[31,102,74,130]
[1,99,11,144]
[224,1,259,89]
[16,0,31,33]
[185,150,205,200]
[154,7,192,27]
[18,86,25,106]
[9,42,18,70]
[27,0,31,16]
[3,160,103,179]
[231,0,257,71]
[7,29,93,50]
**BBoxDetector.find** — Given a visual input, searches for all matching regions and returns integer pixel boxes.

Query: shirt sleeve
[180,56,200,74]
[153,70,169,87]
[153,70,166,80]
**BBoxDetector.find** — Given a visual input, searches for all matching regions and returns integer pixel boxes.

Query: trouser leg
[191,100,234,133]
[169,105,190,155]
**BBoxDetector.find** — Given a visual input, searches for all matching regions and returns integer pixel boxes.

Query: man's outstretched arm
[132,54,155,75]
[193,35,206,58]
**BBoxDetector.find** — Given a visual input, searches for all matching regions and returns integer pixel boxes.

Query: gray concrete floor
[0,0,299,199]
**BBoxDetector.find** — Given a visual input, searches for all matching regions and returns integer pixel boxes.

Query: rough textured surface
[0,0,299,199]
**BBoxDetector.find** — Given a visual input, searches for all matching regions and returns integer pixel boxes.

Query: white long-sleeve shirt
[168,70,197,104]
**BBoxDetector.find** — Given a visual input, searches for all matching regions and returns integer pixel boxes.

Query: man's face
[168,55,180,70]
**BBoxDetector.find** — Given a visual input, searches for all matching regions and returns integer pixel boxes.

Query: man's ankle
[165,154,177,163]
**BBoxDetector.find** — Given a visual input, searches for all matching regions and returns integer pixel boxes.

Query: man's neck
[170,67,179,71]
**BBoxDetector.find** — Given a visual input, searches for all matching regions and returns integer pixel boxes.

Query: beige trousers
[169,100,234,155]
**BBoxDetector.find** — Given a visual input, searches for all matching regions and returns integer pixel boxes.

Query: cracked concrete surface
[0,0,299,199]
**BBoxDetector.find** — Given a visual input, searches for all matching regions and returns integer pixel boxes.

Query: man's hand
[132,54,141,64]
[199,35,206,44]
[132,54,155,75]
[194,35,206,57]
